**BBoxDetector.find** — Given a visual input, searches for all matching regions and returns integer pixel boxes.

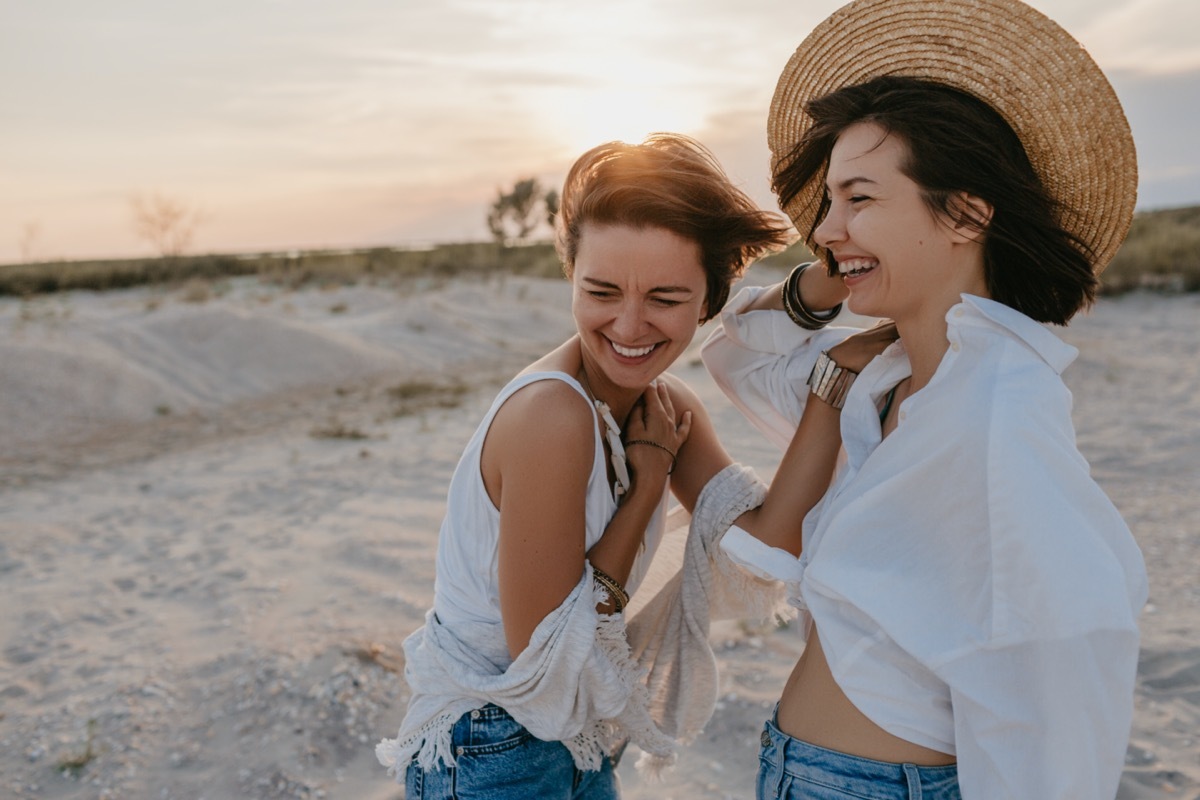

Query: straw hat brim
[768,0,1137,273]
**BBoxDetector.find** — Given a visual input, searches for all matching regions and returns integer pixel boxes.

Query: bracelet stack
[807,350,858,410]
[591,566,629,613]
[782,263,842,330]
[624,439,677,474]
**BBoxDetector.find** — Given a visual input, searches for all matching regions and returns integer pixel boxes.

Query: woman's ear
[946,192,993,244]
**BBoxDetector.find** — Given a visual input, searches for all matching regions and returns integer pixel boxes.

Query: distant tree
[487,178,557,246]
[129,191,206,257]
[17,221,42,263]
[544,188,559,231]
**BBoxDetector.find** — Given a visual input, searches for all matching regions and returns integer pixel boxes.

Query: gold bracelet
[591,566,629,613]
[624,439,677,474]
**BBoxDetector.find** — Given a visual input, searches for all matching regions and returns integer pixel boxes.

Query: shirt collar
[951,294,1078,374]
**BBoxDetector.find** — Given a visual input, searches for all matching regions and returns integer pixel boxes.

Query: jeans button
[456,746,465,756]
[471,710,481,719]
[761,728,771,748]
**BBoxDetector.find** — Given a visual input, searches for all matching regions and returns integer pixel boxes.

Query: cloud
[1108,66,1200,208]
[1074,0,1200,75]
[3,0,1197,263]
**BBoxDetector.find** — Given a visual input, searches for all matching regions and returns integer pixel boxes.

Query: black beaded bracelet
[625,438,677,474]
[781,263,842,330]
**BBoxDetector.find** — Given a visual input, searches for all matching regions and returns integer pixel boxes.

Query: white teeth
[612,342,656,358]
[838,258,878,275]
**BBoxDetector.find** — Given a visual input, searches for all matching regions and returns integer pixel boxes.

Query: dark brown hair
[773,76,1097,325]
[556,133,792,322]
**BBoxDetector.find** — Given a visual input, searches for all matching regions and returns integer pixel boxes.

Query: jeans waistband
[468,703,513,722]
[760,711,959,799]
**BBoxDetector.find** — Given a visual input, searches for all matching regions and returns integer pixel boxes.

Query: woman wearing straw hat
[375,132,897,799]
[702,0,1148,797]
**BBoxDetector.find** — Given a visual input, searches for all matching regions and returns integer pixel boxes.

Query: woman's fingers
[626,382,687,447]
[829,320,899,372]
[656,380,676,425]
[675,409,693,443]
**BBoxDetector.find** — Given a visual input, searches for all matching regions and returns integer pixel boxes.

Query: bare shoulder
[658,372,707,413]
[488,377,595,457]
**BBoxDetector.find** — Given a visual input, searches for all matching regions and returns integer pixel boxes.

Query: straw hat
[768,0,1137,273]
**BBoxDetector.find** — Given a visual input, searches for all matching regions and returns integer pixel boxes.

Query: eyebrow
[828,176,880,192]
[582,277,695,295]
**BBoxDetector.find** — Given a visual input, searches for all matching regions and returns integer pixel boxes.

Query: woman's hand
[827,319,898,373]
[623,381,692,492]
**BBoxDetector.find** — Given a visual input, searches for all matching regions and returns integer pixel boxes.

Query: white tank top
[430,371,667,671]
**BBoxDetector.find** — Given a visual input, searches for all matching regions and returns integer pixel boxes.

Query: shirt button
[954,308,964,317]
[761,729,772,748]
[899,411,907,421]
[951,342,961,352]
[471,710,481,719]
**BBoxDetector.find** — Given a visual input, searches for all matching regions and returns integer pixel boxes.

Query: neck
[577,359,641,426]
[899,254,987,390]
[896,318,949,392]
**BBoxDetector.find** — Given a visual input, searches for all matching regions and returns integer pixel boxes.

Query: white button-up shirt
[702,285,1147,799]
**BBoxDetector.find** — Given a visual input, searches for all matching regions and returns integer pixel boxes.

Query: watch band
[807,350,857,409]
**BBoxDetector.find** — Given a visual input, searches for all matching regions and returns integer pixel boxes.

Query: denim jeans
[757,712,961,800]
[405,704,619,800]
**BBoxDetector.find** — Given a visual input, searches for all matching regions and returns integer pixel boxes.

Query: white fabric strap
[593,400,630,498]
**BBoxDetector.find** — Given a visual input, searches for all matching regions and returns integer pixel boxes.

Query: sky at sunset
[4,0,1200,263]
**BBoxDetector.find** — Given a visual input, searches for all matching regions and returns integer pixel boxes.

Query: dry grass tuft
[388,380,471,417]
[57,719,98,777]
[309,420,371,440]
[348,642,405,674]
[179,278,213,303]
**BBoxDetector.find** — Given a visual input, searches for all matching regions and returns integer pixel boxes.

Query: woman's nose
[814,204,845,249]
[611,301,646,338]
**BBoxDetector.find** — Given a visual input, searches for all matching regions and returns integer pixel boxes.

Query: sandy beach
[1,270,1197,799]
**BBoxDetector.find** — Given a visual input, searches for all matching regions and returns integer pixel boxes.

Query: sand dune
[0,273,1196,799]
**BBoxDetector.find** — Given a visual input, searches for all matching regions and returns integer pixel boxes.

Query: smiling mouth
[610,340,660,358]
[837,258,878,277]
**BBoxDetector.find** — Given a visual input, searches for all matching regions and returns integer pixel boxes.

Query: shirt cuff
[717,286,818,355]
[720,525,805,584]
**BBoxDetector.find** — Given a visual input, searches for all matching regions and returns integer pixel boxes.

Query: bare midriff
[776,625,957,767]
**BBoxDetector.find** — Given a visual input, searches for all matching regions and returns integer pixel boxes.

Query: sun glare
[479,2,713,154]
[544,83,709,153]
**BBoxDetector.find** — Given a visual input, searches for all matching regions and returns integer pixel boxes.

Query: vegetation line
[2,205,1197,298]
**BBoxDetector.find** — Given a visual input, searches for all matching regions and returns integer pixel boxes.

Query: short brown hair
[556,133,792,322]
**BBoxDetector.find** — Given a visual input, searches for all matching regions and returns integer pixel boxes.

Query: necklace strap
[577,366,630,499]
[593,400,630,498]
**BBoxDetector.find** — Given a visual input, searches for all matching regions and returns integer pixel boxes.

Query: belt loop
[902,763,922,800]
[763,725,787,798]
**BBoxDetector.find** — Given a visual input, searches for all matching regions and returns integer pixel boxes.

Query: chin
[845,295,876,318]
[612,363,666,389]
